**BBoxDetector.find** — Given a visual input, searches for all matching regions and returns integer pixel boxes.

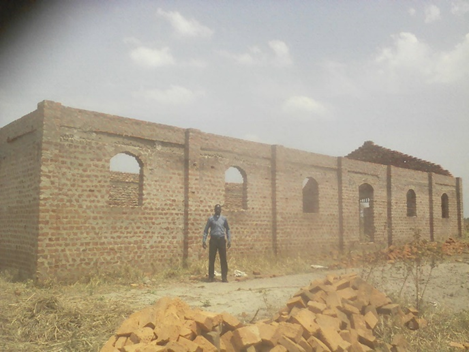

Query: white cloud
[130,46,175,67]
[282,96,328,120]
[123,36,141,46]
[132,85,204,105]
[268,40,293,66]
[451,0,469,15]
[374,32,469,84]
[157,8,213,38]
[217,50,257,65]
[431,33,469,83]
[375,33,431,72]
[218,41,292,66]
[322,61,363,98]
[408,8,416,16]
[182,59,208,68]
[424,4,441,23]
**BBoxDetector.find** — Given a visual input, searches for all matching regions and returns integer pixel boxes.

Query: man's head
[214,204,222,215]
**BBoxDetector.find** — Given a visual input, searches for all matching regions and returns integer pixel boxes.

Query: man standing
[203,204,231,282]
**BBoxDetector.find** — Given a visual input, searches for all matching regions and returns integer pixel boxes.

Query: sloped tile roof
[345,141,452,176]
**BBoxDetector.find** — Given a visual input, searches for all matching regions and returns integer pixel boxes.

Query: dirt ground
[1,246,469,351]
[99,259,469,322]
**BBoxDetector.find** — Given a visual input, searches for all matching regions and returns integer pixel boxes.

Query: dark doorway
[303,177,319,213]
[359,183,374,242]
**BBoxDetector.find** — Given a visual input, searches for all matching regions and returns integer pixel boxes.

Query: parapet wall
[0,101,463,281]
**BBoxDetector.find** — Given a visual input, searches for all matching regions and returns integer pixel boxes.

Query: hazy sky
[1,1,468,215]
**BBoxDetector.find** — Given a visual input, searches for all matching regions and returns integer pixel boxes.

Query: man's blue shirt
[203,214,231,243]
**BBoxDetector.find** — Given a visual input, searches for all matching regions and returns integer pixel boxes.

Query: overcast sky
[1,1,468,216]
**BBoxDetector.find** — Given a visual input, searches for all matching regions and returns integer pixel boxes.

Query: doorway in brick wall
[359,183,374,242]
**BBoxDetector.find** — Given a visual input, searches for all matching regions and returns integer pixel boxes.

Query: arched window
[224,166,247,210]
[109,153,143,206]
[441,193,449,218]
[303,177,319,213]
[406,189,417,217]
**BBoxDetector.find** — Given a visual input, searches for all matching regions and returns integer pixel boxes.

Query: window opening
[441,193,449,218]
[359,183,374,242]
[224,166,247,210]
[109,153,143,206]
[302,177,319,213]
[406,189,417,217]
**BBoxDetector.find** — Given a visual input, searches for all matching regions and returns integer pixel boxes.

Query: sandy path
[102,261,469,321]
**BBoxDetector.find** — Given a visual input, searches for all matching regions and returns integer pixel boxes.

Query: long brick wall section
[0,101,464,281]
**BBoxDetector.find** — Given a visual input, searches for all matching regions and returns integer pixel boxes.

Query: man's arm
[224,218,231,247]
[203,218,211,248]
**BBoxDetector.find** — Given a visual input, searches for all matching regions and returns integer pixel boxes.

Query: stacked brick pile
[382,237,469,262]
[101,273,418,352]
[441,237,469,256]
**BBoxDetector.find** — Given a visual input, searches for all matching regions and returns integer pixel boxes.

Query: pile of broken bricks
[101,272,424,352]
[441,237,469,256]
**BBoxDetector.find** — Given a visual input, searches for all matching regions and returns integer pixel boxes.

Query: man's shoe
[222,278,228,283]
[208,277,215,282]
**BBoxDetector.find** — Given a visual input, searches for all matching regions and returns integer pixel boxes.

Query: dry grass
[375,301,469,351]
[1,242,468,352]
[0,280,134,351]
[0,253,316,352]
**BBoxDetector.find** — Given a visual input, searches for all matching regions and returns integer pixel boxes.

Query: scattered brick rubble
[441,237,469,256]
[101,272,426,352]
[383,237,469,262]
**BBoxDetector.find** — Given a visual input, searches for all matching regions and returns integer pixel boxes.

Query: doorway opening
[359,183,374,242]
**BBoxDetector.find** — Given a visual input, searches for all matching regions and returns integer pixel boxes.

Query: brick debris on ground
[100,272,432,352]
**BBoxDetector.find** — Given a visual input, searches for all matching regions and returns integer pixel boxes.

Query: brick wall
[0,100,463,281]
[0,109,43,277]
[109,172,141,206]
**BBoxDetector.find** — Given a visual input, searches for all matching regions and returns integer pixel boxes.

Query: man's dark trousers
[209,236,227,280]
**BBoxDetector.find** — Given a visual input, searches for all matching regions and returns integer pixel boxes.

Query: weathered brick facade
[0,101,463,281]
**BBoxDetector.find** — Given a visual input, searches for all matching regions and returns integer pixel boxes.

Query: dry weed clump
[376,303,469,351]
[1,287,134,352]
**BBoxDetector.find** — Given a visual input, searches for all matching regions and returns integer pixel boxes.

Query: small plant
[395,229,443,311]
[201,299,211,308]
[260,289,277,317]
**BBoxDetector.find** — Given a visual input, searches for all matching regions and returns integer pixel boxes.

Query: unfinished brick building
[0,101,464,281]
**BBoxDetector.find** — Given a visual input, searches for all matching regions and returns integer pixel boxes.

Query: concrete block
[257,323,278,346]
[369,288,391,308]
[298,337,313,352]
[364,310,378,330]
[221,311,242,331]
[307,335,331,351]
[336,287,358,301]
[286,295,307,310]
[325,291,342,308]
[193,311,223,332]
[177,337,202,352]
[289,308,320,338]
[220,330,237,352]
[129,327,154,344]
[278,336,306,352]
[192,335,218,352]
[232,325,261,349]
[307,300,327,314]
[315,314,341,331]
[273,322,304,343]
[319,326,346,351]
[377,303,400,315]
[356,328,377,349]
